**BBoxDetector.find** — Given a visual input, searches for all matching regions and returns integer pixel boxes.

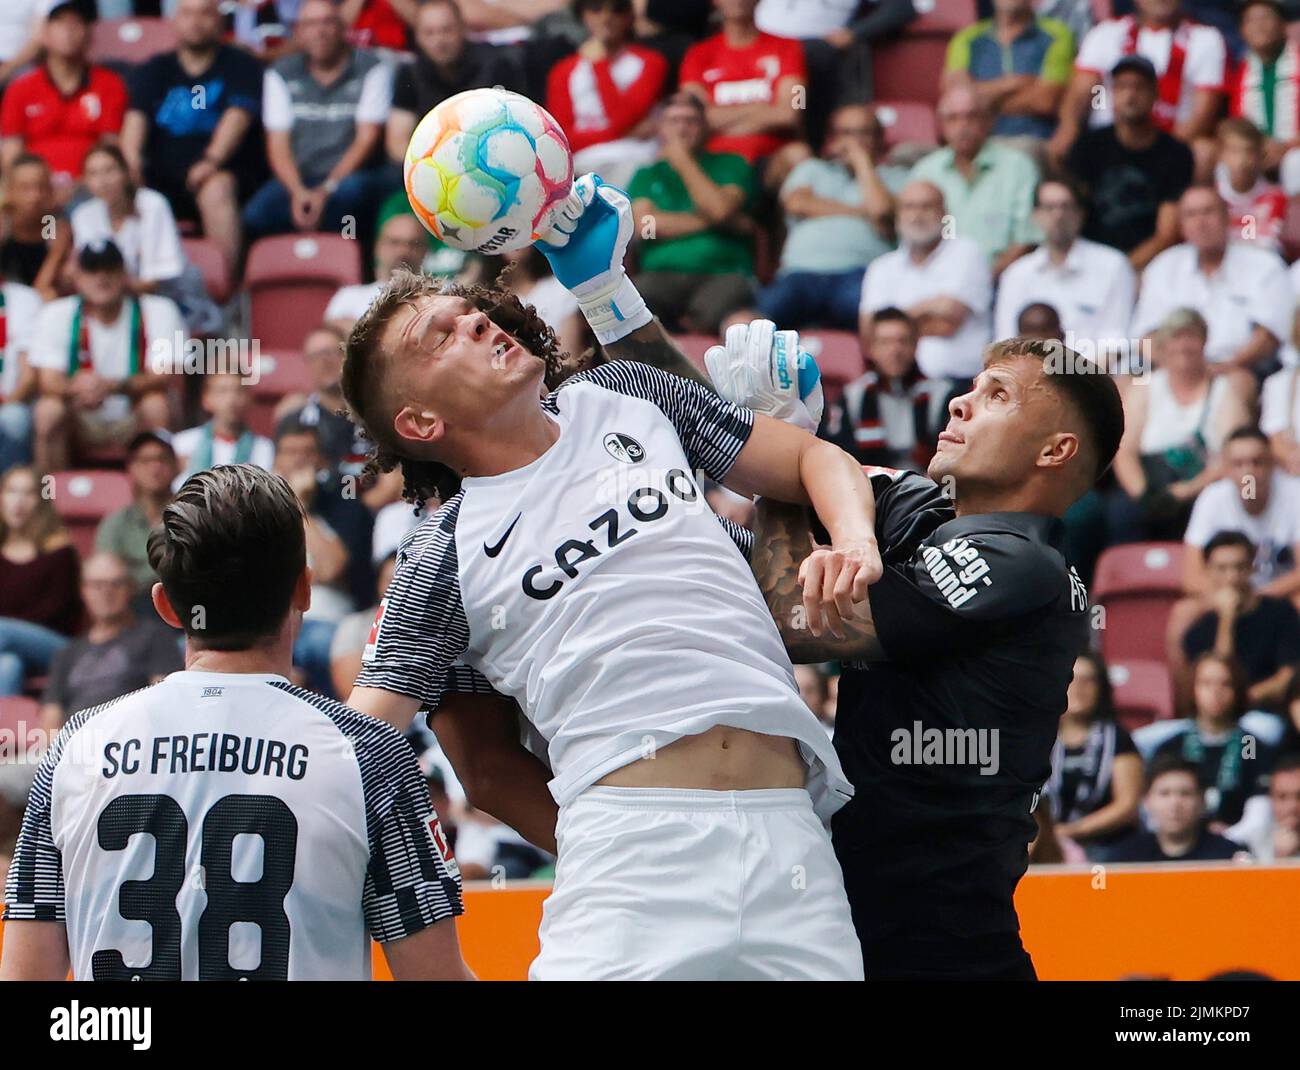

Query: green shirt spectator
[910,93,1042,268]
[944,3,1074,139]
[628,151,755,276]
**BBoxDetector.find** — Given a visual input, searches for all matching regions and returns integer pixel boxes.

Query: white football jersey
[358,362,854,822]
[3,672,462,980]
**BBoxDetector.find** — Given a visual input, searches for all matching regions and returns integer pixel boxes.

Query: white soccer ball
[404,87,574,255]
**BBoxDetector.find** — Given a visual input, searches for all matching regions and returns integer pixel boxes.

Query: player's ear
[393,404,445,447]
[1038,431,1079,472]
[292,566,313,614]
[151,582,183,630]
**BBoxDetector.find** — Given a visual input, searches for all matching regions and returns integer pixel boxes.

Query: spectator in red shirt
[343,0,414,50]
[1215,117,1286,252]
[679,0,809,188]
[546,0,668,189]
[0,1,127,201]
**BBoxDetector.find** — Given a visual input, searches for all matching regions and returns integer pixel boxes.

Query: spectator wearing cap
[546,0,667,190]
[1110,308,1253,542]
[95,429,180,605]
[1066,55,1194,269]
[1131,186,1292,372]
[384,0,522,166]
[0,0,44,91]
[824,307,961,472]
[1050,0,1227,165]
[0,0,128,199]
[0,278,44,472]
[996,177,1136,353]
[756,104,908,332]
[858,180,992,380]
[119,0,267,269]
[275,323,374,478]
[28,240,184,474]
[679,0,809,189]
[323,212,429,331]
[942,0,1075,142]
[1170,530,1300,713]
[39,550,182,732]
[1182,426,1300,604]
[243,0,396,243]
[909,86,1040,275]
[0,155,72,302]
[1214,117,1287,253]
[1229,0,1300,196]
[627,92,757,336]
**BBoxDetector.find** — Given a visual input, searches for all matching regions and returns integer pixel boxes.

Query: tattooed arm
[602,317,714,389]
[752,497,885,664]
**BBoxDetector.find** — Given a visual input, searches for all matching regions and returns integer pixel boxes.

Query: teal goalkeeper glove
[535,172,652,346]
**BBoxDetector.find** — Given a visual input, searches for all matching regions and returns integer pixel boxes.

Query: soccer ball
[404,87,574,255]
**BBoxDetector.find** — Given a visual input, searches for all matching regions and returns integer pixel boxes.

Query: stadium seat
[874,101,939,148]
[245,234,362,353]
[49,470,133,559]
[182,237,234,306]
[871,0,976,105]
[0,696,40,759]
[1092,542,1186,663]
[799,330,865,393]
[1107,658,1174,733]
[246,349,314,437]
[90,17,178,65]
[672,334,718,373]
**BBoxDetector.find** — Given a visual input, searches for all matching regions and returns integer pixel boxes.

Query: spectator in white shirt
[1110,308,1254,540]
[1261,363,1300,475]
[1227,751,1300,862]
[859,180,992,380]
[995,177,1136,356]
[1050,0,1227,164]
[1183,426,1300,604]
[0,280,42,472]
[1131,186,1293,371]
[71,144,221,337]
[323,212,428,331]
[243,0,396,243]
[171,372,275,488]
[29,239,184,474]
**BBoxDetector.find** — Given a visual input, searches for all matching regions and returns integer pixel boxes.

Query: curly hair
[341,267,597,506]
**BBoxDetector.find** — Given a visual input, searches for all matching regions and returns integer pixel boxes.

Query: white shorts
[530,786,864,980]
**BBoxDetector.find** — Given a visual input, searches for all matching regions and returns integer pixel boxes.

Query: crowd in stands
[1,0,1300,882]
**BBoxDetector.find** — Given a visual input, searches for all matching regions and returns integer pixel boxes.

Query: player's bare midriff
[595,725,807,791]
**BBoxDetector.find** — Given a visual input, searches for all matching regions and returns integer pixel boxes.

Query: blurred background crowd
[1,0,1299,883]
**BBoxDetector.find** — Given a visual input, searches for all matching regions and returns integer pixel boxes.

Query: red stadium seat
[245,234,362,353]
[49,470,133,558]
[182,237,233,306]
[0,696,40,758]
[1092,542,1186,663]
[871,0,976,106]
[799,330,865,391]
[671,333,718,373]
[246,349,314,436]
[873,101,939,148]
[90,17,178,65]
[1107,659,1175,733]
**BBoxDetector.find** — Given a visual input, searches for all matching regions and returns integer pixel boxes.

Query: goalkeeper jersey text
[357,362,853,821]
[3,672,462,980]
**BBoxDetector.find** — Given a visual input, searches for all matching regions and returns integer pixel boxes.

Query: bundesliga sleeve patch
[362,597,388,664]
[427,812,460,880]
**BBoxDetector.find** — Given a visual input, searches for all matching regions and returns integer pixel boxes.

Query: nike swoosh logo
[484,513,522,558]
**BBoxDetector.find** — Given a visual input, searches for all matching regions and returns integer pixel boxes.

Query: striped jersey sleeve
[356,494,472,713]
[3,693,138,921]
[558,362,755,483]
[267,682,463,942]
